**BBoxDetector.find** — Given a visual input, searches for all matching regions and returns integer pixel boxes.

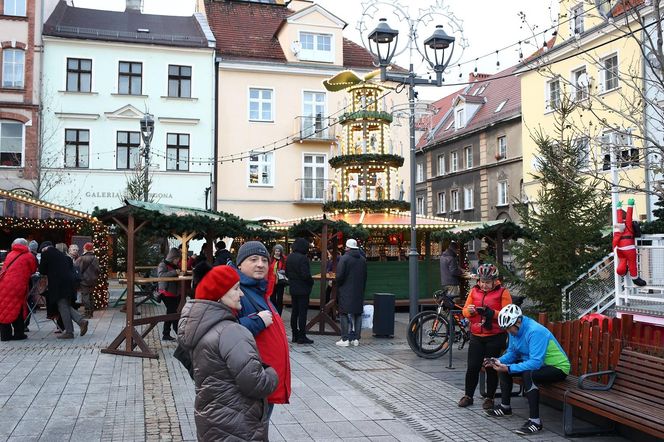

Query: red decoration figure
[613,199,646,286]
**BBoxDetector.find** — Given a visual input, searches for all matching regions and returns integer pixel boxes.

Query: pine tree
[512,98,610,318]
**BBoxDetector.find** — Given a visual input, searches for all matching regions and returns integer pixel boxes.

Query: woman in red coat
[0,238,38,341]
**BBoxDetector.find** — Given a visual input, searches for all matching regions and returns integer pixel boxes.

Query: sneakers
[515,419,543,435]
[351,339,359,346]
[485,405,512,417]
[335,339,349,347]
[482,398,494,410]
[79,319,89,337]
[457,395,473,407]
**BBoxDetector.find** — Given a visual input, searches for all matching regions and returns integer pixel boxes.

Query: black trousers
[0,314,26,341]
[465,333,507,397]
[290,293,310,337]
[162,296,179,336]
[499,365,567,419]
[270,284,285,315]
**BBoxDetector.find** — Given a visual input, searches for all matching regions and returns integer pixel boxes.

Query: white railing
[562,253,615,320]
[616,234,664,309]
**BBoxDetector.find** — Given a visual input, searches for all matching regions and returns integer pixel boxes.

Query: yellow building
[517,0,648,218]
[202,0,409,222]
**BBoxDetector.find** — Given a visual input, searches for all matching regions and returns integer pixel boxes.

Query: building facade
[40,1,215,213]
[204,0,409,221]
[0,0,43,195]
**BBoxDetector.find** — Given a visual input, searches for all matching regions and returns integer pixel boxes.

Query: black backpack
[632,221,642,238]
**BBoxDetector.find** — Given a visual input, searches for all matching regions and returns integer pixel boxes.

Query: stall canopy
[268,211,461,231]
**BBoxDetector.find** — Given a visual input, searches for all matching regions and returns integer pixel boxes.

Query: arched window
[0,120,24,166]
[2,49,25,88]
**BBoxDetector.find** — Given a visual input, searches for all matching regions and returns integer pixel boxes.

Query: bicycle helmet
[498,304,522,328]
[477,263,499,280]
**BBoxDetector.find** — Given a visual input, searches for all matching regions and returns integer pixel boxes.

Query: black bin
[372,293,395,337]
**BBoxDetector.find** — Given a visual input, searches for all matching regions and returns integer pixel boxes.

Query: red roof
[417,65,521,148]
[204,0,375,68]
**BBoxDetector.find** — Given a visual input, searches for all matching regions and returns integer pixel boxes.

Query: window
[494,100,507,113]
[302,154,326,200]
[248,152,274,186]
[299,32,333,62]
[116,131,140,169]
[497,136,507,159]
[3,0,26,16]
[546,78,560,110]
[464,146,473,169]
[168,65,191,98]
[455,107,466,129]
[437,154,445,176]
[66,58,92,92]
[416,163,424,182]
[451,151,458,172]
[601,54,619,92]
[64,129,89,168]
[497,180,508,206]
[166,133,189,171]
[576,137,590,169]
[249,88,273,122]
[463,186,474,210]
[416,196,424,215]
[302,91,326,138]
[2,49,24,88]
[573,67,588,101]
[437,191,446,213]
[571,3,584,34]
[0,120,23,166]
[451,189,459,212]
[118,61,142,95]
[600,130,638,170]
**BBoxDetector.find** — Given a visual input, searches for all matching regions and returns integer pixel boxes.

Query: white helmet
[498,304,522,328]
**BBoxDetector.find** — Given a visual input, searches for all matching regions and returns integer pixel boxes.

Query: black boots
[297,335,314,345]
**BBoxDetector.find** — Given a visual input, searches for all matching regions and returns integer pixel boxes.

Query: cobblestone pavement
[0,292,630,442]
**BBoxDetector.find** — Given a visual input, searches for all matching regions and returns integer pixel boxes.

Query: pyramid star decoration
[323,69,381,92]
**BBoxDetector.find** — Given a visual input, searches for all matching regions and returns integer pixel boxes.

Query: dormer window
[299,32,333,63]
[454,106,466,129]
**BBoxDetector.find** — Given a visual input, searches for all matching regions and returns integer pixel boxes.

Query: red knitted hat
[195,265,240,302]
[83,242,94,251]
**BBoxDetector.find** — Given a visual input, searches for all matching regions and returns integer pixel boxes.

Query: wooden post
[305,221,340,335]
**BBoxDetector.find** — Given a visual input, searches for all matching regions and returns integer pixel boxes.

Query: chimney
[468,72,490,82]
[126,0,142,12]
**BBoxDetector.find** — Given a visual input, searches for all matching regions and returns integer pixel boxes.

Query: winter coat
[0,244,38,324]
[439,247,462,286]
[285,238,313,296]
[39,246,76,307]
[335,249,368,315]
[178,299,278,441]
[213,249,232,266]
[75,251,100,294]
[237,269,291,404]
[157,259,179,298]
[462,284,512,336]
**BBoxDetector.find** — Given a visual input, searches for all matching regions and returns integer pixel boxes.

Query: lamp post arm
[380,68,444,88]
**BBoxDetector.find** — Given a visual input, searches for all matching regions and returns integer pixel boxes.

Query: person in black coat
[285,237,314,344]
[213,241,233,266]
[335,239,368,347]
[38,242,88,339]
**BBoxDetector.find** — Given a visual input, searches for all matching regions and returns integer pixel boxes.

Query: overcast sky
[72,0,559,99]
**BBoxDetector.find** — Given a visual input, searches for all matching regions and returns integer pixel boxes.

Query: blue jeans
[340,313,362,341]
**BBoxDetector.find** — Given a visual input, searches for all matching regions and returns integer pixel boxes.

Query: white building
[41,0,216,213]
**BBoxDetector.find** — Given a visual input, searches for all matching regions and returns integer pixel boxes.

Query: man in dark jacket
[213,241,233,266]
[335,239,367,347]
[39,242,88,339]
[440,241,463,299]
[285,238,314,344]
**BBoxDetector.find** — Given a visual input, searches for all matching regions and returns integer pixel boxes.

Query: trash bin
[372,293,395,338]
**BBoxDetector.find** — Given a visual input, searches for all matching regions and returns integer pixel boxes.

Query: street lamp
[368,17,456,319]
[139,113,154,202]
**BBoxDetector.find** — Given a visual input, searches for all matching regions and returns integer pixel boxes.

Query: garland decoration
[287,219,370,241]
[328,153,404,169]
[338,110,393,125]
[431,221,528,244]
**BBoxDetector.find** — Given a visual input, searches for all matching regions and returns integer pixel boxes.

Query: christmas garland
[323,199,410,213]
[328,153,404,169]
[287,219,370,241]
[430,221,529,244]
[338,110,393,125]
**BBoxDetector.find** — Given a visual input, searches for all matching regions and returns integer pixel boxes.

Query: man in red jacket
[0,238,38,341]
[613,199,646,286]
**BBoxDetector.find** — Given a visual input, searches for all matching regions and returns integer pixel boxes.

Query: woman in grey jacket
[178,264,278,441]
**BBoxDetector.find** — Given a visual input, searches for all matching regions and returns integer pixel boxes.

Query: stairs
[562,254,616,320]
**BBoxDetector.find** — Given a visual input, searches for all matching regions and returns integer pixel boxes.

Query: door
[303,91,326,138]
[303,154,326,200]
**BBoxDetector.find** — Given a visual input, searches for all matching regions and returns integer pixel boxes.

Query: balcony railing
[293,116,335,141]
[294,178,335,202]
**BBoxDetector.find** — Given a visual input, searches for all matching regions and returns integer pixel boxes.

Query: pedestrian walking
[335,239,367,347]
[39,241,88,339]
[440,241,463,299]
[75,242,101,318]
[269,244,287,315]
[157,247,181,341]
[235,241,291,425]
[285,237,314,344]
[458,264,512,409]
[0,238,38,341]
[178,264,278,441]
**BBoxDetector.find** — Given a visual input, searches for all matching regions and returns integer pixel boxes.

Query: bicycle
[406,289,470,359]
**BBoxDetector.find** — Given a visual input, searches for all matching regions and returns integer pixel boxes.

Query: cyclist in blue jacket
[485,304,570,435]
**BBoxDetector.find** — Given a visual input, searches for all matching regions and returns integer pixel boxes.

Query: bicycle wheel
[406,311,452,359]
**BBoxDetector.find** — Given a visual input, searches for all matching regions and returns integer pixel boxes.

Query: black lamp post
[139,113,154,202]
[368,18,455,319]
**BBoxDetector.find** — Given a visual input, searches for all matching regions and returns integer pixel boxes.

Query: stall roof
[446,219,506,234]
[100,200,229,222]
[0,189,98,221]
[267,211,465,231]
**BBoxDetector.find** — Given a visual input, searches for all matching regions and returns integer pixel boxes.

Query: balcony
[293,116,336,142]
[294,178,335,203]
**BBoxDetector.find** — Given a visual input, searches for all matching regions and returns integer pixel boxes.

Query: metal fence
[562,254,615,320]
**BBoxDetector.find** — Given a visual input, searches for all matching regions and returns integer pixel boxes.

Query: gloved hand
[481,308,495,330]
[627,198,635,206]
[616,201,623,208]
